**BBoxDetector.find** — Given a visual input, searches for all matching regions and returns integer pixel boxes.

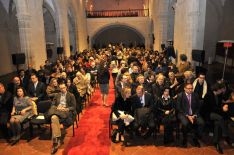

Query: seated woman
[46,78,60,99]
[10,87,32,145]
[156,87,176,145]
[112,87,133,143]
[66,78,82,114]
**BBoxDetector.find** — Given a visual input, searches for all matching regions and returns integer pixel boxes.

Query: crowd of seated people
[108,44,234,154]
[0,44,234,154]
[0,51,104,153]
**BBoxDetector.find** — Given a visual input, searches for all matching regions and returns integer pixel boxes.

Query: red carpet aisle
[63,79,115,155]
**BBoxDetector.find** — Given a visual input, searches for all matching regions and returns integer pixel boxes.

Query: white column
[14,0,32,66]
[77,0,88,51]
[54,0,70,56]
[174,0,207,62]
[28,0,47,69]
[151,0,175,51]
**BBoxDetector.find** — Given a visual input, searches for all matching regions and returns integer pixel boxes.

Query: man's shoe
[224,137,232,147]
[182,139,187,148]
[193,138,201,148]
[214,143,223,154]
[143,131,152,139]
[11,139,19,146]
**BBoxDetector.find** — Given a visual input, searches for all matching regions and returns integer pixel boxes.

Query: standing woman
[10,87,32,145]
[97,59,110,107]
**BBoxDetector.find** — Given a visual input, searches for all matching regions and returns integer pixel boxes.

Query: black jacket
[112,96,132,118]
[97,67,110,84]
[130,92,154,115]
[28,81,47,101]
[0,91,13,113]
[177,92,201,117]
[203,91,226,116]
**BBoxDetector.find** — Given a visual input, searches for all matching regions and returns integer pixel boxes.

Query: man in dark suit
[7,76,22,95]
[28,74,47,102]
[25,64,37,78]
[204,83,232,154]
[19,69,29,89]
[131,85,156,139]
[177,83,204,147]
[0,83,13,141]
[48,83,76,154]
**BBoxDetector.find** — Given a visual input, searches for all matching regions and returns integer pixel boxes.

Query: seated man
[0,83,13,141]
[131,85,156,139]
[47,83,76,154]
[28,73,47,102]
[204,83,232,154]
[177,83,204,147]
[7,76,23,95]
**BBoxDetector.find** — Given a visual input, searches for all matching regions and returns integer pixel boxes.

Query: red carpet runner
[63,79,115,155]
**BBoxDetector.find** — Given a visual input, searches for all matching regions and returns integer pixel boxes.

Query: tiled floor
[0,124,75,155]
[110,133,234,155]
[1,126,234,155]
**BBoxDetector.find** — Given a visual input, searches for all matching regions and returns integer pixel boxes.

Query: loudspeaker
[192,50,205,63]
[12,53,25,65]
[87,36,89,44]
[161,44,165,50]
[195,66,207,76]
[46,49,53,58]
[70,45,73,52]
[57,47,64,54]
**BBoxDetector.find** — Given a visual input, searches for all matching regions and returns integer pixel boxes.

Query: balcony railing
[86,9,149,18]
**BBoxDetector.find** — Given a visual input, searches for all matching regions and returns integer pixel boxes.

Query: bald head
[0,83,5,94]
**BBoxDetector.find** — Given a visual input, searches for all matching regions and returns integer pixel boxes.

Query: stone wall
[204,0,234,64]
[0,1,20,76]
[87,17,152,49]
[87,0,145,11]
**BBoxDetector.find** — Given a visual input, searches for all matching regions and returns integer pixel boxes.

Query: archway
[43,2,57,61]
[0,0,20,75]
[92,24,145,48]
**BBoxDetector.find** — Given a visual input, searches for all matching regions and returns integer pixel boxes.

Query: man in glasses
[177,83,204,148]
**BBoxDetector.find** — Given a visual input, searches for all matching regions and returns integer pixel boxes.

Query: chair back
[37,100,52,113]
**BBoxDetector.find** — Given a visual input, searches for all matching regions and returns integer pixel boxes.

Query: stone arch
[91,23,145,48]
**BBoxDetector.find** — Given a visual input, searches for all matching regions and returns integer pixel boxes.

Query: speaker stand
[222,47,229,80]
[15,64,19,73]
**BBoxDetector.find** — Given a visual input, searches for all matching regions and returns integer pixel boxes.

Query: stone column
[77,0,88,51]
[14,0,32,66]
[54,0,70,56]
[174,0,207,62]
[151,0,176,52]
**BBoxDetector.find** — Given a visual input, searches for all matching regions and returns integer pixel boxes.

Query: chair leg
[109,121,111,139]
[50,124,52,137]
[75,118,78,128]
[73,124,75,137]
[29,123,33,139]
[28,123,33,142]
